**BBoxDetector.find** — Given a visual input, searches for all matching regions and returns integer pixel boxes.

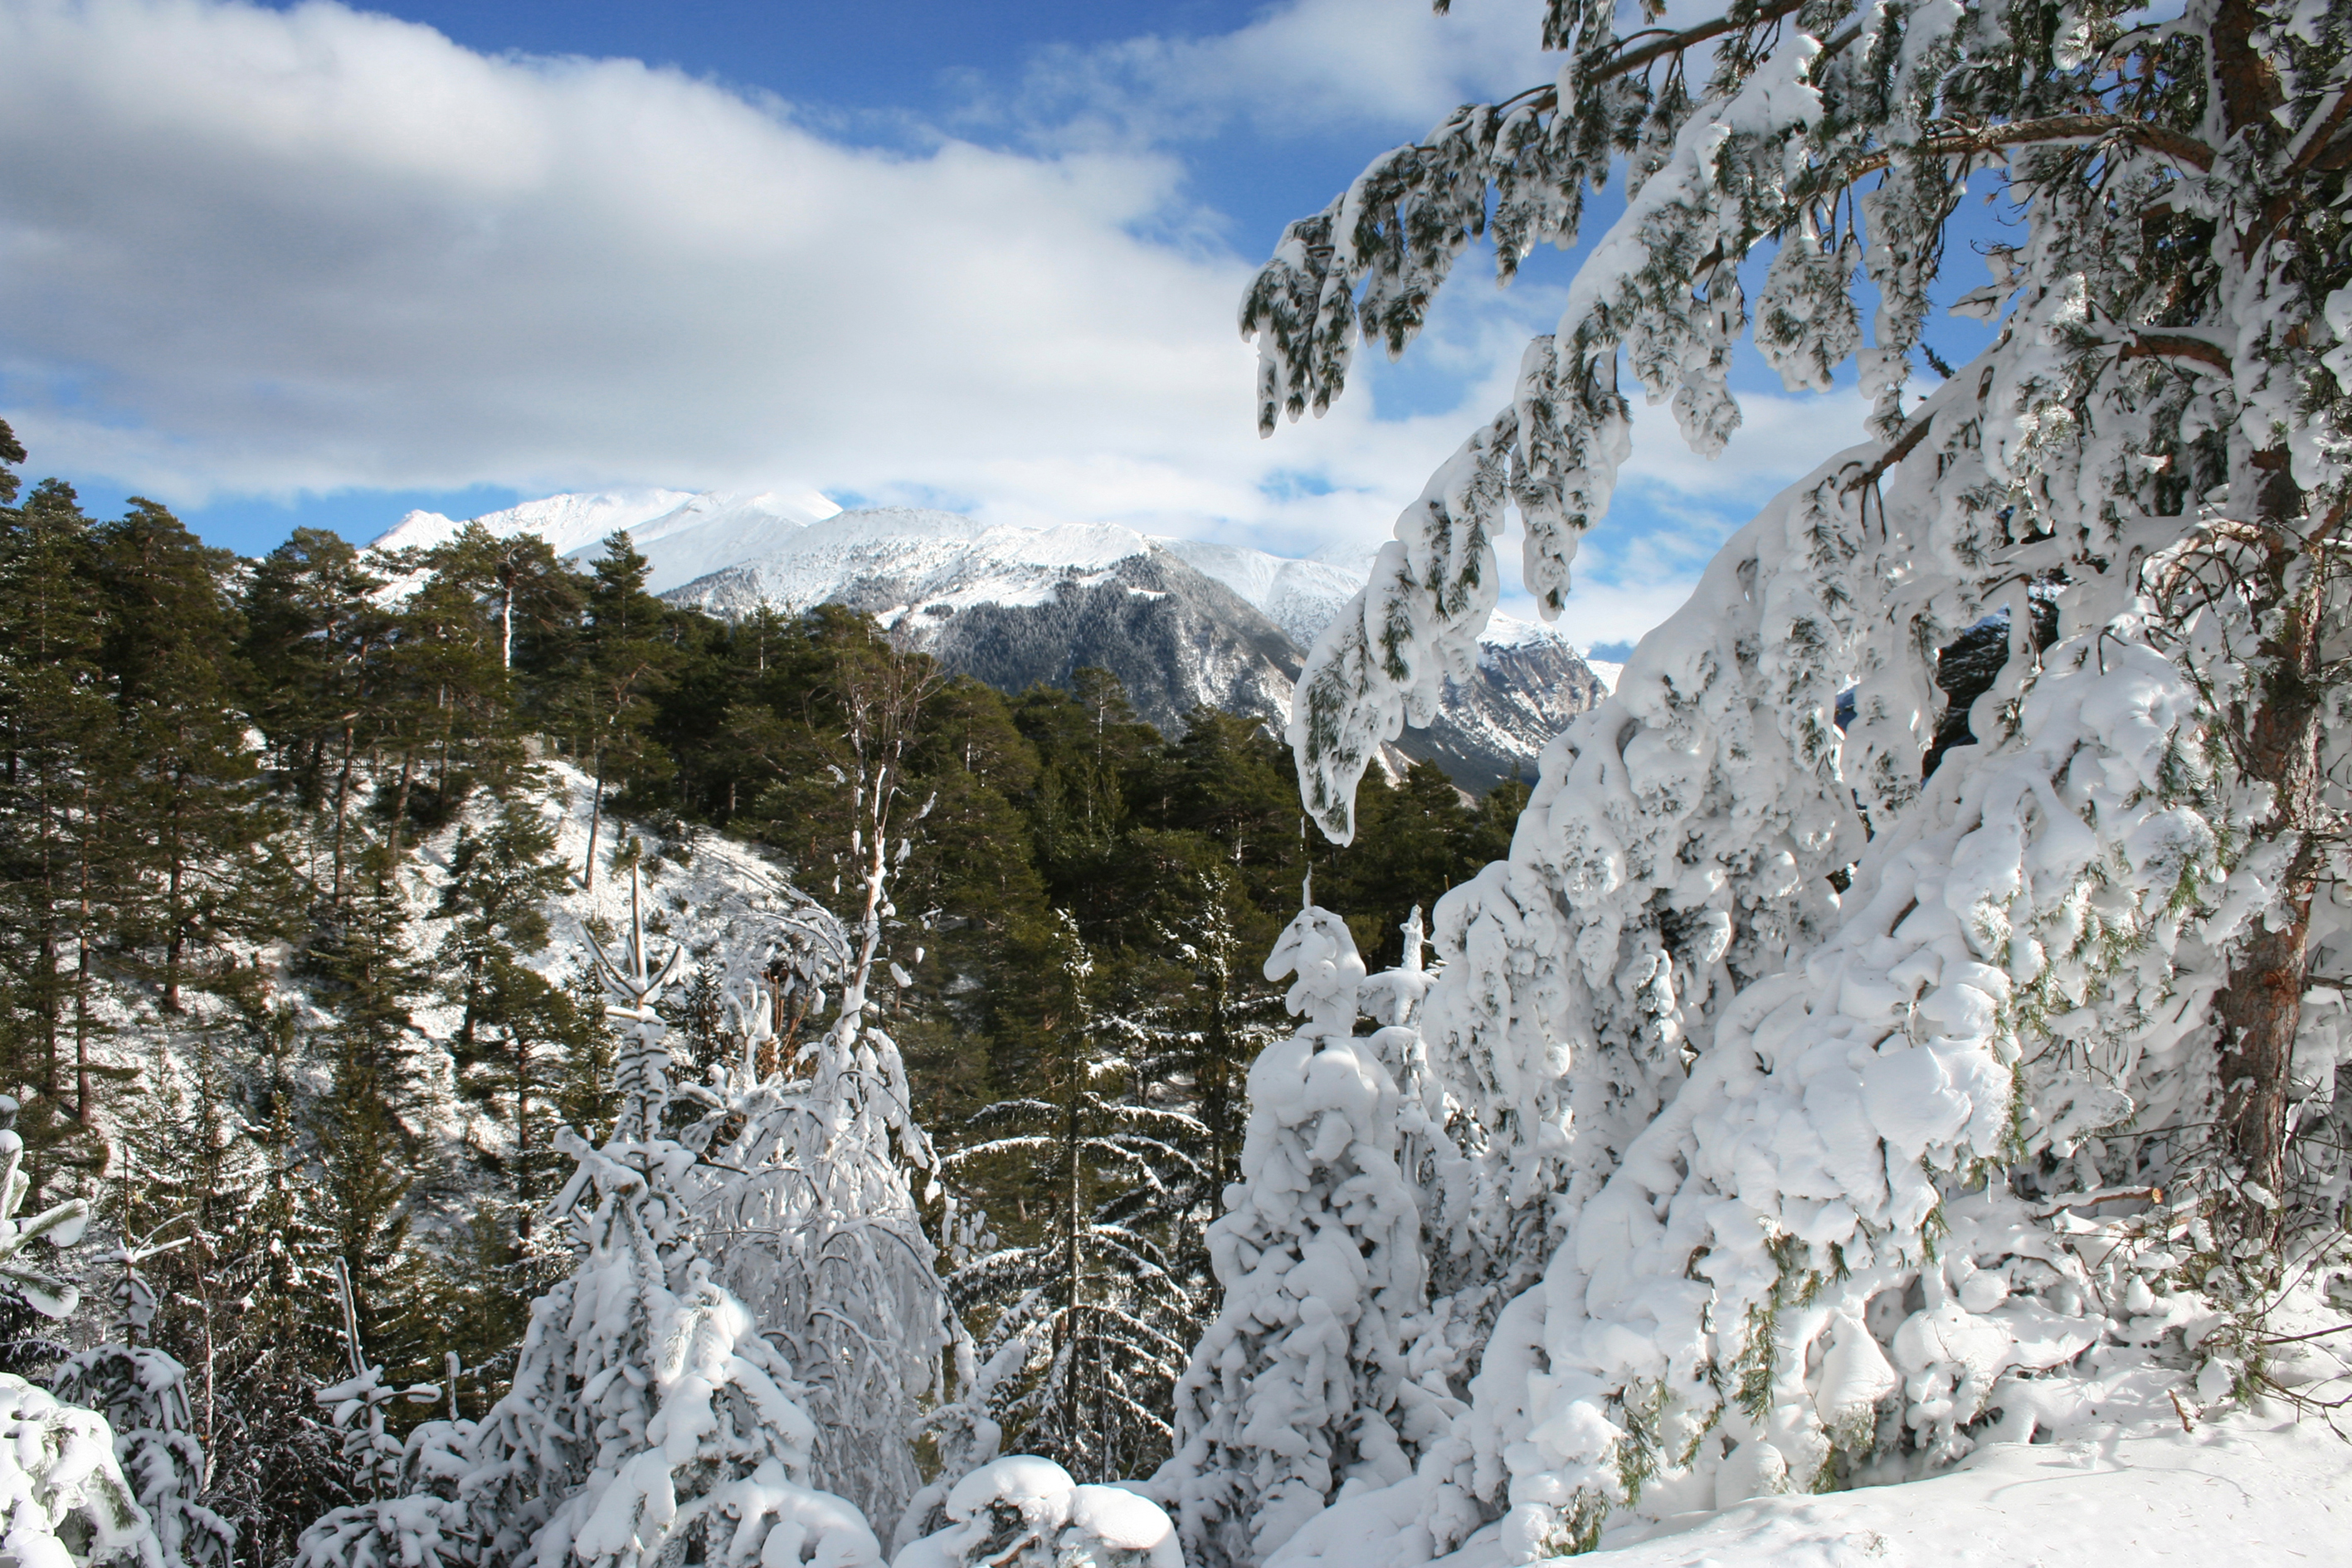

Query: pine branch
[1843,114,2218,176]
[2119,332,2233,374]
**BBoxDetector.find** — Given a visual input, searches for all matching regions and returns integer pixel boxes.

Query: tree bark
[585,745,605,894]
[2216,460,2320,1219]
[329,723,358,905]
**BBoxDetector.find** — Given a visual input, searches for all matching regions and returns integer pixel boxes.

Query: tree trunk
[2216,458,2320,1220]
[330,724,358,904]
[515,1030,533,1241]
[385,749,417,871]
[75,787,93,1124]
[1063,1061,1083,1446]
[585,745,605,893]
[164,764,187,1013]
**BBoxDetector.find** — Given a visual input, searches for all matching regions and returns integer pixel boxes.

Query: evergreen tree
[694,777,949,1531]
[209,1091,348,1568]
[1159,908,1429,1568]
[449,889,884,1568]
[374,547,515,858]
[421,523,580,677]
[435,797,588,1225]
[0,1096,158,1568]
[88,500,284,1015]
[1011,672,1160,929]
[301,869,429,1368]
[1312,764,1491,969]
[290,1264,465,1568]
[1234,0,2352,1556]
[50,1234,237,1568]
[0,476,113,1183]
[1125,859,1288,1218]
[1142,708,1303,914]
[237,532,396,903]
[943,916,1205,1485]
[562,533,679,892]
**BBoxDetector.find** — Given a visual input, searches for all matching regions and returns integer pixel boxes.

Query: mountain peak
[367,488,1609,788]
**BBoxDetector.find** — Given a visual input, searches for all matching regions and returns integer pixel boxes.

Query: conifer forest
[5,0,2352,1565]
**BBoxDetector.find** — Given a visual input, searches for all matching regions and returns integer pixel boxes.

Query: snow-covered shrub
[1157,908,1434,1567]
[692,790,947,1531]
[0,1376,160,1568]
[556,1260,879,1568]
[319,882,886,1568]
[0,1108,158,1568]
[892,1457,1180,1568]
[460,1129,879,1568]
[292,1363,462,1568]
[581,867,687,1142]
[50,1346,231,1568]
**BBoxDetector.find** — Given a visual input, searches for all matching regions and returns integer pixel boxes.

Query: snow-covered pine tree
[581,867,685,1142]
[1140,872,1291,1217]
[1235,0,2352,1559]
[437,794,590,1223]
[430,872,882,1568]
[211,1084,351,1568]
[1157,905,1431,1568]
[692,665,950,1533]
[455,1132,882,1568]
[50,1230,235,1568]
[291,1356,460,1568]
[0,1098,159,1568]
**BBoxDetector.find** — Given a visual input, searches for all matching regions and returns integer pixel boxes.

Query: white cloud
[988,0,1551,149]
[0,0,1488,530]
[0,0,1881,657]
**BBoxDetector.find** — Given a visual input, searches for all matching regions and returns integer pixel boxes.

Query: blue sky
[0,0,1998,651]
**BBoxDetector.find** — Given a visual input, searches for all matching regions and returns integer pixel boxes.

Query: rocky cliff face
[679,544,1302,735]
[670,525,1602,792]
[1422,631,1608,791]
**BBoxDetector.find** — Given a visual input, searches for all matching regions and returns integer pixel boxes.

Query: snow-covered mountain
[368,491,1609,789]
[374,487,841,587]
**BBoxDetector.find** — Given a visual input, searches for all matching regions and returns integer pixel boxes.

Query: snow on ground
[406,758,803,997]
[1424,1351,2352,1568]
[1544,1411,2352,1567]
[391,759,816,1202]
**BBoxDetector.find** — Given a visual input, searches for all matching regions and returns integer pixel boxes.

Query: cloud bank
[0,0,1867,651]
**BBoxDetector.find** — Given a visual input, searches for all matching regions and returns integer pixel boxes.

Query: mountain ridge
[369,490,1608,790]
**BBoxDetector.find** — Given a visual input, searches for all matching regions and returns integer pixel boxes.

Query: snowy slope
[371,487,840,593]
[1261,1346,2352,1568]
[668,508,1159,620]
[1551,1413,2352,1568]
[398,761,817,1178]
[374,488,699,559]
